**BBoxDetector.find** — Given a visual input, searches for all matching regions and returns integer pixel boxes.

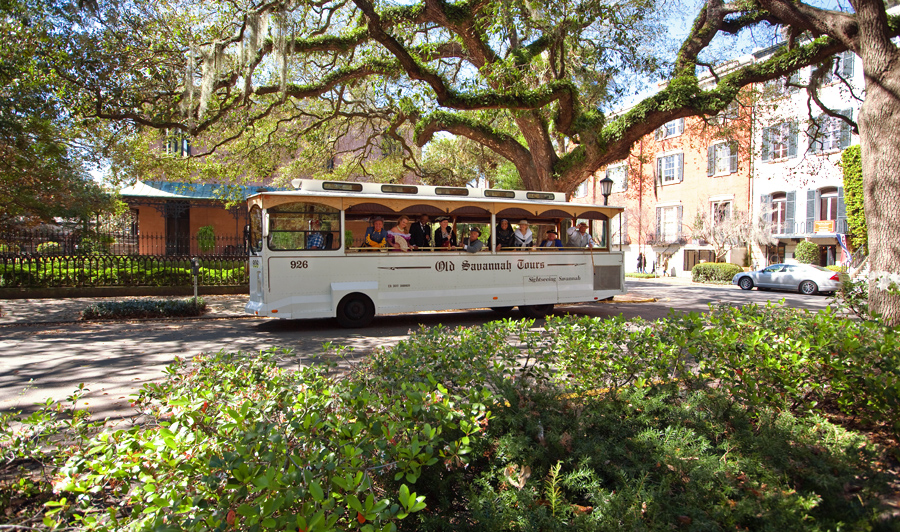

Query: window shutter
[761,127,771,161]
[677,153,684,183]
[621,166,628,192]
[656,207,662,239]
[807,189,817,232]
[808,119,821,154]
[760,194,772,224]
[837,187,846,220]
[729,141,738,173]
[788,122,799,158]
[676,206,683,240]
[840,109,852,149]
[707,145,715,176]
[786,191,796,233]
[676,119,684,135]
[655,127,662,141]
[841,51,854,78]
[656,157,662,185]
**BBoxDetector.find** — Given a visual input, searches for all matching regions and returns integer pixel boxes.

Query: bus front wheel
[336,294,375,328]
[520,304,554,319]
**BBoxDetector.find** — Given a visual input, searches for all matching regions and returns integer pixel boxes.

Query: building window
[165,130,191,157]
[656,205,683,243]
[771,192,787,234]
[574,179,589,198]
[819,187,838,221]
[654,118,684,140]
[713,101,741,126]
[605,164,628,193]
[821,50,855,84]
[761,121,798,161]
[656,153,684,184]
[707,141,738,176]
[809,110,852,153]
[711,200,732,224]
[764,71,801,98]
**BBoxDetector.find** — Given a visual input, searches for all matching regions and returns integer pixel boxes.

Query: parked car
[732,263,845,295]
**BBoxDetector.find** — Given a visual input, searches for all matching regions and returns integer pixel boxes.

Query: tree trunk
[859,68,900,324]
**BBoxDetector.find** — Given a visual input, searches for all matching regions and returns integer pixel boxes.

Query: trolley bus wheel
[519,304,554,319]
[490,306,514,313]
[336,294,375,328]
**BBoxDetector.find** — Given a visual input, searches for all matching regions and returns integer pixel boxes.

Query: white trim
[708,194,735,202]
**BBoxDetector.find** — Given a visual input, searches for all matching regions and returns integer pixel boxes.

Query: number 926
[290,260,309,269]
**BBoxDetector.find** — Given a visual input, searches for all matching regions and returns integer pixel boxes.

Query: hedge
[691,262,743,283]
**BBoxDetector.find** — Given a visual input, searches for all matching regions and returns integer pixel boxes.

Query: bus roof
[248,179,622,220]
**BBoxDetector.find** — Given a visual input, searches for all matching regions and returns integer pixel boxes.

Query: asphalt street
[0,278,834,423]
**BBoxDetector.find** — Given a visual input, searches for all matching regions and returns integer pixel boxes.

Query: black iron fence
[0,228,248,288]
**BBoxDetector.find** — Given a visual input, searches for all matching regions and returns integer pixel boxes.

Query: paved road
[0,279,833,422]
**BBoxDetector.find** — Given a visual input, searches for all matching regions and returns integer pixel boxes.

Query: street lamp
[599,176,614,205]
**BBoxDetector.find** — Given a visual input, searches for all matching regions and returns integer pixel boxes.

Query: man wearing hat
[462,227,484,253]
[364,216,388,248]
[566,219,595,248]
[539,229,563,249]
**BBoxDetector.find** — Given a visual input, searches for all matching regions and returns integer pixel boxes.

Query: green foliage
[625,272,659,278]
[842,145,867,253]
[81,297,207,319]
[0,256,246,288]
[36,241,61,256]
[794,241,820,264]
[830,276,871,321]
[691,262,743,283]
[197,225,216,253]
[5,309,900,530]
[41,348,488,530]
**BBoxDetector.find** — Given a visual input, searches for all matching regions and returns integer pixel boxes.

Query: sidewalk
[0,278,685,326]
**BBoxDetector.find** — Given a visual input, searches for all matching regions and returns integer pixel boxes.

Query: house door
[165,202,190,256]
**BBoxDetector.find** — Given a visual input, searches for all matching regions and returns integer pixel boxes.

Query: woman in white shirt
[514,220,533,248]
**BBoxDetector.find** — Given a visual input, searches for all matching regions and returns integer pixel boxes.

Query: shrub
[81,297,207,319]
[36,241,61,255]
[794,240,819,264]
[197,225,216,253]
[691,262,742,283]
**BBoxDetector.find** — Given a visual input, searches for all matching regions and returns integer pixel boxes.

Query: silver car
[732,263,845,295]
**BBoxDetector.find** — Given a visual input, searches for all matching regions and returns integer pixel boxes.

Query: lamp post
[599,176,614,206]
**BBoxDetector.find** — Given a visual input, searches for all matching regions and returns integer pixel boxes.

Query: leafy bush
[826,264,847,272]
[197,225,216,253]
[43,348,489,531]
[36,241,61,255]
[81,297,207,319]
[4,308,900,531]
[690,262,742,283]
[794,240,820,264]
[0,256,246,288]
[625,272,658,278]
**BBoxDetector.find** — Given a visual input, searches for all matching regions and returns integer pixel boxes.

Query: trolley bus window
[268,202,341,251]
[249,205,263,253]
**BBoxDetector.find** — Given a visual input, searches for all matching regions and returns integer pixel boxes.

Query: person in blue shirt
[539,229,563,249]
[307,219,325,249]
[364,217,388,248]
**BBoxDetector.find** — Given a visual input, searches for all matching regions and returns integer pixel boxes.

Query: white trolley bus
[246,179,625,327]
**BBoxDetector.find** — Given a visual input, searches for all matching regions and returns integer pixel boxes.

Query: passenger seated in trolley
[514,220,534,248]
[567,219,595,248]
[539,229,563,249]
[307,219,325,249]
[462,227,484,253]
[495,218,515,251]
[434,217,457,249]
[364,216,388,248]
[410,214,432,249]
[388,215,414,251]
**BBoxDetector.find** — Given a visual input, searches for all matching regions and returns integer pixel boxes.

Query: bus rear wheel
[520,304,554,319]
[336,294,375,328]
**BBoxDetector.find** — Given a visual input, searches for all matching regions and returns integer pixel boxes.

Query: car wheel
[799,280,818,295]
[336,293,375,328]
[520,304,554,319]
[490,306,514,313]
[738,277,754,290]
